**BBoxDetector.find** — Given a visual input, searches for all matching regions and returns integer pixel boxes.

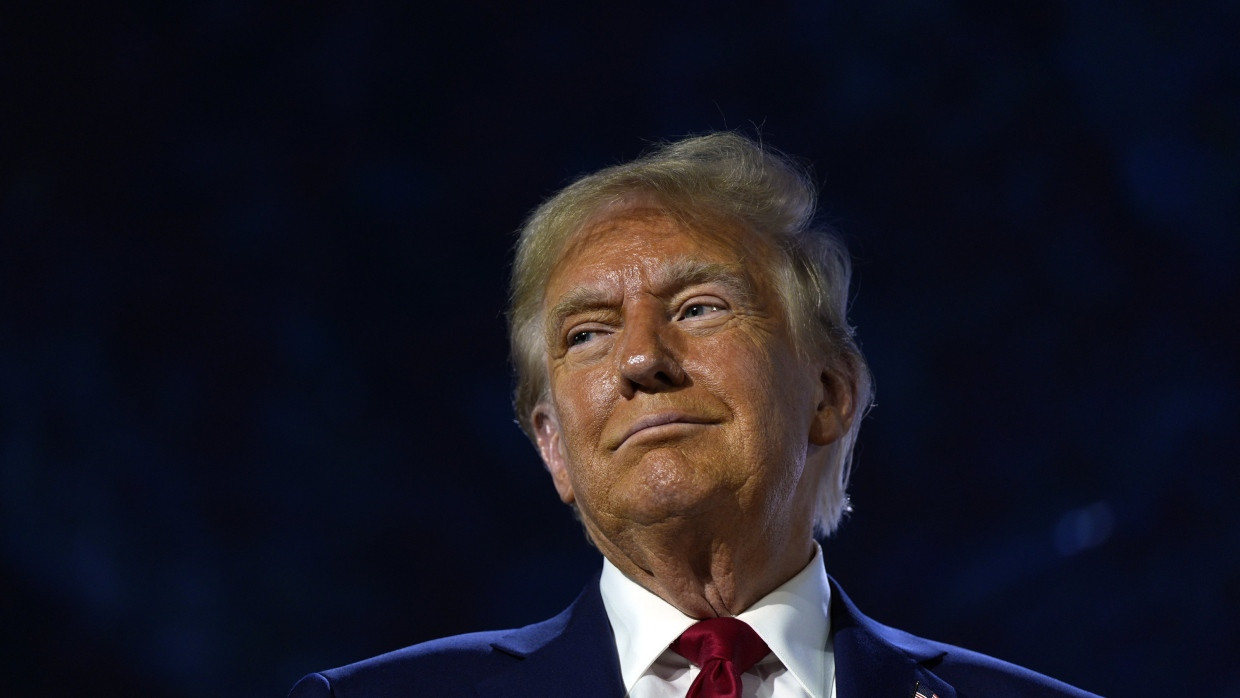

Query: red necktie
[671,617,771,698]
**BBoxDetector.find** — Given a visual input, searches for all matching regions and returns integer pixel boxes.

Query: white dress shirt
[598,545,837,698]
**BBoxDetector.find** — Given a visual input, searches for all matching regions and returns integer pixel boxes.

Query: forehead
[545,207,771,298]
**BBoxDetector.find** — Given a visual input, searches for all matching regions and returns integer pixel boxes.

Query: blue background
[3,1,1237,695]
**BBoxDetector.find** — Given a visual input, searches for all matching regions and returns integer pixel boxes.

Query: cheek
[703,337,790,403]
[583,372,614,411]
[554,369,614,451]
[704,339,814,447]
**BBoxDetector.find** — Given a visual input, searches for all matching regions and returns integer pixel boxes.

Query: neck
[590,520,817,618]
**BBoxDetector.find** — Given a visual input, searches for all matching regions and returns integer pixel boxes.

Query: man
[291,133,1099,697]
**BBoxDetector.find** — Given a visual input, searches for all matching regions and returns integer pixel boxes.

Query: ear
[532,404,576,505]
[809,367,856,447]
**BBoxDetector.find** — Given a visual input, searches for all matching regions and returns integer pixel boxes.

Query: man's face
[532,207,845,551]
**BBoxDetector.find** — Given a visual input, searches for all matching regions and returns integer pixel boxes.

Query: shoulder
[288,587,590,698]
[828,578,1102,698]
[919,635,1102,697]
[288,629,523,698]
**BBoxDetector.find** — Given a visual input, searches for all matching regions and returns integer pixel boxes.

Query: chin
[615,483,730,527]
[600,450,738,523]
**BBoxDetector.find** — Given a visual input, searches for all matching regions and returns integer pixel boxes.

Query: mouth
[613,412,714,449]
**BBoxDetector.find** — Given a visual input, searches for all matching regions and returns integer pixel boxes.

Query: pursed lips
[611,412,715,450]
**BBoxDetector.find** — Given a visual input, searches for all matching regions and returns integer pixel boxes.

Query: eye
[679,302,725,320]
[569,330,598,346]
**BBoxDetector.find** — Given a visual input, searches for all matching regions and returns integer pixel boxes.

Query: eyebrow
[545,258,758,339]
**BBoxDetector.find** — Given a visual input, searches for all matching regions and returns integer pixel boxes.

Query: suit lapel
[829,578,956,698]
[471,571,957,698]
[476,577,624,698]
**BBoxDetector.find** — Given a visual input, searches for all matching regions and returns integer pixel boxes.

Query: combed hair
[507,132,873,536]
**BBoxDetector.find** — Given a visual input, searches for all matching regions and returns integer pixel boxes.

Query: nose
[616,306,686,397]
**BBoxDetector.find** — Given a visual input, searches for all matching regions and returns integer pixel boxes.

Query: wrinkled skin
[532,207,853,618]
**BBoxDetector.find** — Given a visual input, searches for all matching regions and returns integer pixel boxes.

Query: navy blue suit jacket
[290,576,1100,697]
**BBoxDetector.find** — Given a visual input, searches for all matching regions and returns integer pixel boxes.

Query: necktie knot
[671,617,770,697]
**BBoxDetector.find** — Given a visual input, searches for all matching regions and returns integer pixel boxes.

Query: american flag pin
[911,681,939,698]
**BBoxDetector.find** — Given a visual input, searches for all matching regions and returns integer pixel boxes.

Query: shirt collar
[598,545,832,697]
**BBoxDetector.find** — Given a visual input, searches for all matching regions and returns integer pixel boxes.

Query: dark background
[3,1,1237,696]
